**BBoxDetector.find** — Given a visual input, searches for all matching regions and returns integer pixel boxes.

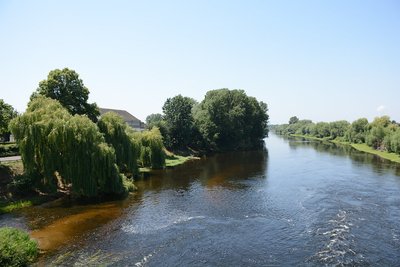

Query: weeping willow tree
[98,112,139,176]
[9,96,126,197]
[133,127,166,169]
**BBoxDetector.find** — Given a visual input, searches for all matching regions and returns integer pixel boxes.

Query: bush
[0,143,19,157]
[0,227,38,266]
[7,174,35,194]
[135,128,166,169]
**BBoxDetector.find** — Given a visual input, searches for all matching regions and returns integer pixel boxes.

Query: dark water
[2,134,400,266]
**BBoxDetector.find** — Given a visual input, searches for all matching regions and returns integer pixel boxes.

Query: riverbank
[0,160,58,214]
[138,154,198,173]
[1,153,198,214]
[290,134,400,163]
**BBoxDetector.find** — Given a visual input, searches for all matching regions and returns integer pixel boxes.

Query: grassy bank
[290,134,400,163]
[1,154,198,213]
[0,196,50,214]
[166,155,198,167]
[0,160,55,214]
[139,154,198,173]
[351,143,400,163]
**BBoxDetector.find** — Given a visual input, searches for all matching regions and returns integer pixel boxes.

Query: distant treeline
[273,116,400,155]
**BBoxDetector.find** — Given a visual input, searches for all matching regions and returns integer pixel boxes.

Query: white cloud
[377,105,386,112]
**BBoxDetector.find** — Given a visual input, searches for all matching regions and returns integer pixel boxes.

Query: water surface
[2,134,400,266]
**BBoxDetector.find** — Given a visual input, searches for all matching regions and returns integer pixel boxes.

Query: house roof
[99,108,141,122]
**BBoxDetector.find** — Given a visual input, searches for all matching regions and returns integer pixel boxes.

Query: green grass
[138,154,198,174]
[290,134,400,163]
[0,196,49,215]
[351,143,400,163]
[165,155,196,167]
[138,167,151,173]
[0,227,38,266]
[0,200,34,214]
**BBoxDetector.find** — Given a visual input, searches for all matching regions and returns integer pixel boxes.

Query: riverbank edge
[290,134,400,163]
[1,155,198,214]
[139,155,199,173]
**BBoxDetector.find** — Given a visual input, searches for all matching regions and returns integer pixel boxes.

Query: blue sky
[1,0,399,124]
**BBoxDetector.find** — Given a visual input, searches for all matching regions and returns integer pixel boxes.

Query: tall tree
[289,116,299,125]
[98,112,140,176]
[145,113,168,143]
[0,99,17,141]
[10,96,125,197]
[32,68,99,122]
[194,89,269,151]
[162,95,197,149]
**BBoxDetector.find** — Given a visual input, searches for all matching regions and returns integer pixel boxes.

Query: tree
[162,95,197,149]
[366,126,386,149]
[131,127,165,169]
[314,122,330,138]
[145,113,168,142]
[329,120,350,139]
[98,112,140,176]
[345,118,369,143]
[193,89,269,151]
[10,96,126,197]
[31,68,99,122]
[0,99,17,141]
[146,113,163,127]
[289,116,299,125]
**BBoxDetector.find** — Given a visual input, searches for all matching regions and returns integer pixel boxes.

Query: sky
[0,0,399,124]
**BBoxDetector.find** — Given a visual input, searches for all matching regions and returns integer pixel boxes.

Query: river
[1,134,400,266]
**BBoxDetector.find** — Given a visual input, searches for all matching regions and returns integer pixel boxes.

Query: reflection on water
[135,149,268,191]
[286,136,400,176]
[1,134,400,266]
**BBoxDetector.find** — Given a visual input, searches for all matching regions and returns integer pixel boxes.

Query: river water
[2,134,400,266]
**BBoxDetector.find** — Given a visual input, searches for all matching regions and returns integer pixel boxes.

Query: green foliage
[122,174,136,192]
[329,120,350,139]
[98,112,139,176]
[193,89,269,151]
[135,128,166,169]
[162,95,197,149]
[145,113,168,143]
[314,122,330,138]
[366,125,386,149]
[345,118,369,143]
[388,129,400,153]
[0,99,17,141]
[0,143,19,157]
[0,227,38,266]
[9,96,126,197]
[275,115,400,157]
[289,116,299,125]
[145,113,163,126]
[31,68,99,122]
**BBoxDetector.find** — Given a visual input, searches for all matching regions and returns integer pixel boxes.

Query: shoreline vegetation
[1,69,270,265]
[273,115,400,164]
[1,69,269,210]
[290,134,400,163]
[0,153,198,215]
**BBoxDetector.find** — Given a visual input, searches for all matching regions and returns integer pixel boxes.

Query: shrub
[0,143,19,157]
[0,227,38,266]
